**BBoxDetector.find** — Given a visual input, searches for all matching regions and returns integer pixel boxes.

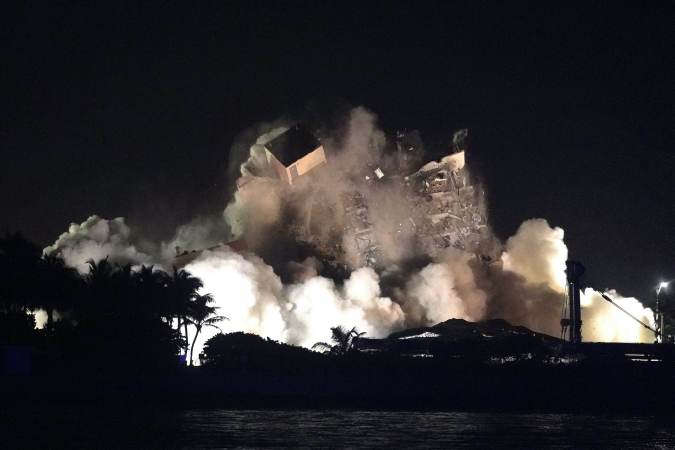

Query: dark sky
[2,2,673,303]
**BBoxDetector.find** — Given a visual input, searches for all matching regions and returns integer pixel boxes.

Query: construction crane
[560,261,665,344]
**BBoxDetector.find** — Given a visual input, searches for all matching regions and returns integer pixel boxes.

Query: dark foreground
[4,348,675,448]
[6,324,675,413]
[3,407,675,449]
[4,356,675,413]
[5,327,675,413]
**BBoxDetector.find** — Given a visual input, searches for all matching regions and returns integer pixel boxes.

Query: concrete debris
[326,128,482,265]
[216,126,495,270]
[405,147,486,258]
[341,190,382,267]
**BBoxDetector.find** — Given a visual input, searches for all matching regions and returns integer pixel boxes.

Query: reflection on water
[4,407,675,449]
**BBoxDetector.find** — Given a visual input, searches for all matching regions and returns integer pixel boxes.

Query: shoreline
[5,360,675,414]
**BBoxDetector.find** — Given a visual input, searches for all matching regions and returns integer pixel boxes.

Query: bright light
[657,281,670,295]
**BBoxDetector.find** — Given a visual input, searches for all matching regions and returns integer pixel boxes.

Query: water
[4,407,675,449]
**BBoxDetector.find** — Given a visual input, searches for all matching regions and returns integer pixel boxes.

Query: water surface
[5,407,675,449]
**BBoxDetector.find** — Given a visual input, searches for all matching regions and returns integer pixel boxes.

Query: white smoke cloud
[581,288,656,343]
[498,218,655,342]
[44,215,152,273]
[502,219,568,293]
[284,269,404,348]
[184,248,286,343]
[403,249,487,325]
[223,178,286,245]
[222,126,290,241]
[32,309,63,329]
[44,212,657,359]
[33,309,48,329]
[343,267,405,334]
[159,214,234,263]
[184,248,404,362]
[182,215,656,363]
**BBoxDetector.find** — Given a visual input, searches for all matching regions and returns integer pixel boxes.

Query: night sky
[2,2,673,303]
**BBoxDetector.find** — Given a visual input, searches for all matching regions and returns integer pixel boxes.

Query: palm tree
[86,258,116,289]
[185,293,227,365]
[312,326,366,356]
[83,258,117,317]
[133,265,171,320]
[165,268,203,361]
[37,254,81,330]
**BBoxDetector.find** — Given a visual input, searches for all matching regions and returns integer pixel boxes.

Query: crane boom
[600,293,659,337]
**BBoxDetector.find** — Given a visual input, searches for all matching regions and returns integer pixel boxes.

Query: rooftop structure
[263,124,327,185]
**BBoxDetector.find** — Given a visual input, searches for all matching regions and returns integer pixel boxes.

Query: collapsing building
[405,130,488,259]
[238,125,493,268]
[174,125,493,269]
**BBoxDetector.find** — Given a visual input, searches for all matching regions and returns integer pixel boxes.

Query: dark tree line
[0,233,223,370]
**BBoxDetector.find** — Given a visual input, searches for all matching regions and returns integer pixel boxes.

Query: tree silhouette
[133,265,169,320]
[37,254,81,331]
[82,258,118,321]
[186,293,227,365]
[0,233,218,369]
[76,259,183,369]
[0,232,41,313]
[166,268,204,361]
[312,326,366,356]
[0,233,41,344]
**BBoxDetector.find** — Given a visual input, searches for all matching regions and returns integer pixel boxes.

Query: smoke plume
[183,248,404,357]
[501,219,568,293]
[44,215,152,273]
[401,249,487,325]
[42,107,659,363]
